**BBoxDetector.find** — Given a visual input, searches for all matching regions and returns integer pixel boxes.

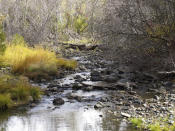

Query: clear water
[0,92,137,131]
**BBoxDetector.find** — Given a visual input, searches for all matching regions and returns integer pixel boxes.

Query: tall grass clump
[2,35,77,79]
[0,94,11,111]
[57,58,77,70]
[2,37,58,78]
[0,74,41,111]
[130,118,144,129]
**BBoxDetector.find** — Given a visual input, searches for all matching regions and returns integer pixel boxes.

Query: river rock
[83,86,93,91]
[72,83,83,90]
[94,102,105,109]
[53,98,65,105]
[104,75,118,83]
[121,112,131,118]
[91,71,102,81]
[66,93,83,102]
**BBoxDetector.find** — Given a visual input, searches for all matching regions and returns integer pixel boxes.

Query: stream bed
[0,55,142,131]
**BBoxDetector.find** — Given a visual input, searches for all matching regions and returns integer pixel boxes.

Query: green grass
[130,117,175,131]
[130,118,144,129]
[0,94,11,111]
[0,74,42,111]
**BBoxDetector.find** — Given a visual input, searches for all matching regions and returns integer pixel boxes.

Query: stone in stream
[72,83,83,90]
[53,98,65,105]
[82,81,115,90]
[121,112,131,118]
[66,93,83,102]
[83,86,93,91]
[94,102,105,109]
[104,74,120,83]
[90,71,103,81]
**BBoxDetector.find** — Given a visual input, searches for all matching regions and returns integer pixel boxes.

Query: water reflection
[0,92,136,131]
[0,109,103,131]
[0,107,137,131]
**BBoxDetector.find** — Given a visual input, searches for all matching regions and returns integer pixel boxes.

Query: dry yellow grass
[3,44,58,74]
[57,58,77,69]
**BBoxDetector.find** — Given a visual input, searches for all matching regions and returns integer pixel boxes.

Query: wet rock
[94,102,105,109]
[30,103,36,107]
[121,112,131,118]
[91,71,102,81]
[72,83,83,90]
[104,75,118,83]
[158,71,175,78]
[99,115,103,117]
[53,98,65,105]
[143,73,158,80]
[29,96,34,102]
[100,98,108,102]
[83,86,93,91]
[82,81,115,90]
[66,93,83,102]
[94,103,103,109]
[79,65,86,71]
[115,82,130,90]
[118,69,124,74]
[128,91,136,95]
[163,81,174,87]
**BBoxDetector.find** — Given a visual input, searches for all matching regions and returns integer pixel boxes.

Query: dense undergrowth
[0,74,41,111]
